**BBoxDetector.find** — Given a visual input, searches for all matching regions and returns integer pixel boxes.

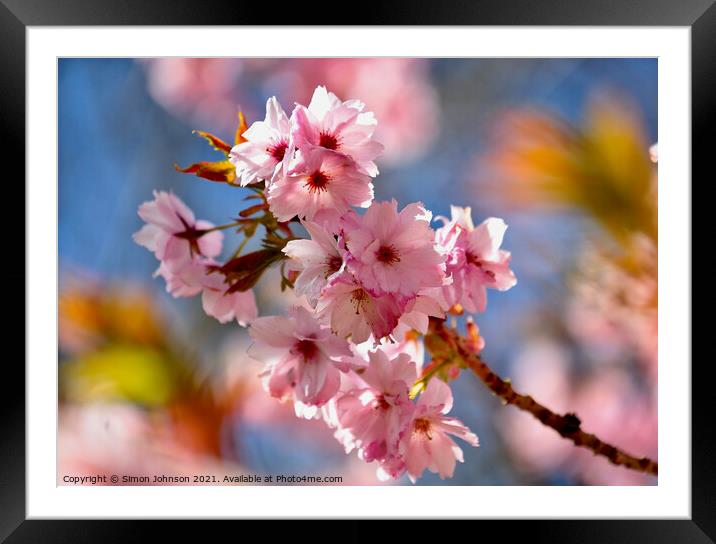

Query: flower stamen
[350,288,369,315]
[375,244,401,265]
[267,140,288,162]
[293,339,318,362]
[414,418,433,439]
[374,394,391,411]
[318,131,339,150]
[304,170,331,193]
[466,252,496,280]
[324,254,343,277]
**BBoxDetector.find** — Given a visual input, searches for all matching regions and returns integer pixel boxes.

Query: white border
[27,27,691,518]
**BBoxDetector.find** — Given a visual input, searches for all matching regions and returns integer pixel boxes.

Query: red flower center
[318,131,339,150]
[375,244,401,265]
[465,252,482,267]
[350,288,369,314]
[294,339,318,362]
[174,213,205,257]
[325,254,343,277]
[374,394,391,411]
[466,252,496,280]
[268,140,288,162]
[414,418,432,439]
[305,170,331,193]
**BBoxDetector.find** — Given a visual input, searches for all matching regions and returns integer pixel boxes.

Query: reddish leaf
[225,270,266,293]
[219,249,280,275]
[277,222,294,237]
[174,160,237,184]
[193,130,232,155]
[235,111,249,145]
[239,203,268,218]
[219,248,284,293]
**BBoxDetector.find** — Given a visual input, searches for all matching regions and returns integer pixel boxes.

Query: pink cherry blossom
[314,60,439,166]
[282,221,345,306]
[229,96,292,187]
[402,379,479,482]
[332,349,416,468]
[201,271,258,326]
[249,306,351,412]
[399,288,449,335]
[291,85,383,177]
[134,191,258,326]
[342,200,447,298]
[133,190,222,299]
[132,83,538,484]
[153,258,209,298]
[133,190,223,267]
[148,250,259,327]
[286,59,439,167]
[436,206,517,313]
[268,147,373,232]
[350,325,426,372]
[316,272,407,344]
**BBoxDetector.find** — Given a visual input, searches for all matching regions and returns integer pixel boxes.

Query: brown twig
[428,318,658,477]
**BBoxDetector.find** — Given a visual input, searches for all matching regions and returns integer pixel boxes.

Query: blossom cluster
[250,307,480,482]
[133,190,257,326]
[134,86,517,482]
[229,85,381,229]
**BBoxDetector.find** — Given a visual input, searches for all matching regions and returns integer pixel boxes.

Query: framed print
[4,0,710,539]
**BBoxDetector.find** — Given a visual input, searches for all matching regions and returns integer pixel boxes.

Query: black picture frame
[3,0,709,539]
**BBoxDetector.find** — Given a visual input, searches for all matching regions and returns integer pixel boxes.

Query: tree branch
[428,318,658,477]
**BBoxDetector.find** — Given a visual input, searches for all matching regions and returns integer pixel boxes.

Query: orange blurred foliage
[484,93,656,247]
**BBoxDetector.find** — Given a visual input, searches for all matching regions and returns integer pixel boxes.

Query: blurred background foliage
[58,58,657,485]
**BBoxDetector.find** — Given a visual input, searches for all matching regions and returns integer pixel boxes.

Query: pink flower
[436,206,517,313]
[333,349,416,467]
[403,379,479,482]
[133,190,222,299]
[291,85,383,177]
[133,190,223,267]
[316,272,407,344]
[249,306,351,412]
[399,288,448,334]
[229,97,292,187]
[282,221,344,306]
[342,200,447,298]
[134,191,257,327]
[268,147,373,232]
[350,326,426,372]
[153,258,208,298]
[148,253,259,327]
[201,272,258,326]
[288,59,440,167]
